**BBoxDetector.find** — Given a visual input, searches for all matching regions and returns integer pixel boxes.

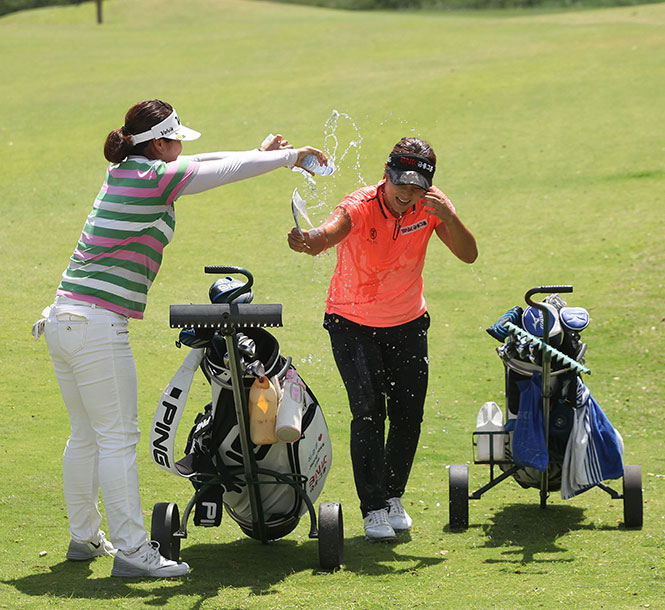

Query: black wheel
[318,502,344,570]
[151,502,181,560]
[449,464,469,530]
[623,464,643,529]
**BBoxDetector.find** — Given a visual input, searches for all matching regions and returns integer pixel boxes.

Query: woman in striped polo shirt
[36,99,325,578]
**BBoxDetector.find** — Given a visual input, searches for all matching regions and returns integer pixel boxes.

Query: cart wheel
[623,464,643,529]
[318,502,344,570]
[151,502,181,560]
[449,465,469,531]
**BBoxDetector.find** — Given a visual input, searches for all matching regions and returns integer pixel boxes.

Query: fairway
[1,0,664,608]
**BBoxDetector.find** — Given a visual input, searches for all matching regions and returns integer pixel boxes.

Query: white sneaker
[111,541,190,578]
[387,497,413,531]
[66,530,116,561]
[363,508,397,541]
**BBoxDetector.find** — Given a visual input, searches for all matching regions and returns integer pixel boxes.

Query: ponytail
[104,127,136,163]
[103,99,174,163]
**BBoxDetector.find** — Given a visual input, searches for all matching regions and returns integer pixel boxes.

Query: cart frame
[151,266,344,570]
[449,285,643,531]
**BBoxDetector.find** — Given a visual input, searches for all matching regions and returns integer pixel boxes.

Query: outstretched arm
[180,145,327,196]
[287,207,352,256]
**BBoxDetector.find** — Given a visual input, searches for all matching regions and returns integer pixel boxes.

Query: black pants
[324,312,430,516]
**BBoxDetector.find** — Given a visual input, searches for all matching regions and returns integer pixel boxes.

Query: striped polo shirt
[57,156,196,318]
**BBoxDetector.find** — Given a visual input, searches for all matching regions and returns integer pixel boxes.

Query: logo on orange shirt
[400,220,428,235]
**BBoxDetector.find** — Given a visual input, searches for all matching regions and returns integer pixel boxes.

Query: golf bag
[486,294,624,497]
[150,282,332,541]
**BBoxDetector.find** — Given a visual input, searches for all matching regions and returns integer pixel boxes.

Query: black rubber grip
[204,265,247,275]
[170,304,282,329]
[525,285,573,307]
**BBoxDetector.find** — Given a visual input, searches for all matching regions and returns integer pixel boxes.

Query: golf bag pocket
[194,484,224,527]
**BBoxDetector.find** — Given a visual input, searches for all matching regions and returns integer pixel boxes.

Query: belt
[54,296,99,308]
[52,296,128,320]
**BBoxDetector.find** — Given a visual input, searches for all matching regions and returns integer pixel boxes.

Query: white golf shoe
[111,541,190,578]
[363,508,397,541]
[66,530,116,561]
[387,497,413,531]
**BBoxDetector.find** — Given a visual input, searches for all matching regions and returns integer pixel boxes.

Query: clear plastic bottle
[298,153,335,176]
[261,133,278,148]
[260,134,334,176]
[275,368,306,443]
[249,376,279,445]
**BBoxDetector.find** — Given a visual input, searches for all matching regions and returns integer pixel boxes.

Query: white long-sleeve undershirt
[179,148,298,196]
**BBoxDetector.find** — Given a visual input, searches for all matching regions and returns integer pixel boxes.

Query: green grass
[1,0,664,608]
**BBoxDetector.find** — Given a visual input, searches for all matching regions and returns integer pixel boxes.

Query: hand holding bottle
[260,135,332,175]
[294,147,334,175]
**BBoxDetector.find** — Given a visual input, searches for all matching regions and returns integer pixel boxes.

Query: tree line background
[1,0,660,18]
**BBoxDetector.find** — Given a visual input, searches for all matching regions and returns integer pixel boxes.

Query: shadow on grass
[341,532,446,576]
[604,168,665,182]
[3,558,200,607]
[4,533,444,607]
[477,502,615,570]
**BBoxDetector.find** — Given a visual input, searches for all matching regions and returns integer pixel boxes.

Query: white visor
[130,110,201,146]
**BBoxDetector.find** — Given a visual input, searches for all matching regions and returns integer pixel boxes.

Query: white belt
[54,295,99,308]
[32,297,127,340]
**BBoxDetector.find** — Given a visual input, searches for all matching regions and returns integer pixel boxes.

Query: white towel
[561,378,624,500]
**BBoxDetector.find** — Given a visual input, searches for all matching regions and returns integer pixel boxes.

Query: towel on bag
[511,372,549,472]
[560,378,624,499]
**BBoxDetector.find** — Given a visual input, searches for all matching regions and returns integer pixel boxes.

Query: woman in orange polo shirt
[288,137,477,540]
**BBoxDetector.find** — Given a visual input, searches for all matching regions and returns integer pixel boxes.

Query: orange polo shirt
[325,181,452,327]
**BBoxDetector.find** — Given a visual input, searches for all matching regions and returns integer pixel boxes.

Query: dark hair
[390,137,436,165]
[103,99,174,163]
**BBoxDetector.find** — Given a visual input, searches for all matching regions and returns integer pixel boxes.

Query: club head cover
[522,302,563,347]
[560,307,590,332]
[486,305,524,342]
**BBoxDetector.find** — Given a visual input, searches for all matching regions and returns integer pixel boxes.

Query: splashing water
[470,265,485,285]
[294,109,365,226]
[322,109,365,186]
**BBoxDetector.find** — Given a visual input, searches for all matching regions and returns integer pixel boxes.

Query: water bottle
[261,133,278,149]
[476,401,506,461]
[261,134,334,176]
[299,153,335,176]
[249,376,279,445]
[275,368,306,443]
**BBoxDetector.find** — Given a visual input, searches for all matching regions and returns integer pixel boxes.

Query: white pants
[43,297,148,552]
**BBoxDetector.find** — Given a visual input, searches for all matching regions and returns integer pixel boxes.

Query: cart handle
[170,303,282,329]
[525,285,573,346]
[525,285,573,308]
[205,265,254,304]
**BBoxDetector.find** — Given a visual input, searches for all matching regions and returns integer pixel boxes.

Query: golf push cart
[449,285,643,530]
[149,265,344,570]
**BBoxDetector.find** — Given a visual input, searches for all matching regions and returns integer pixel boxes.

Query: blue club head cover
[486,306,524,342]
[560,307,590,332]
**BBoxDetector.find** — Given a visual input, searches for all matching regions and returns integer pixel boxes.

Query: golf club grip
[205,265,247,275]
[170,304,282,328]
[525,285,573,307]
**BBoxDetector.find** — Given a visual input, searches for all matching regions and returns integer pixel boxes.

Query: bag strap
[150,348,205,475]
